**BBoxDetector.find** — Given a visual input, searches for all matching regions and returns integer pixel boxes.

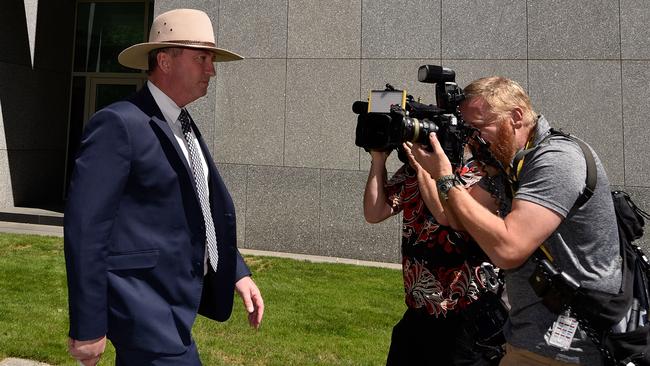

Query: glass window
[66,1,152,193]
[73,2,146,73]
[95,83,138,111]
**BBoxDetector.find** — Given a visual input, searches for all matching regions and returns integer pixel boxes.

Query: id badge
[548,310,579,351]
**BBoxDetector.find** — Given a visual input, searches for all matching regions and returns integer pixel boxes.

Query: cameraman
[364,145,500,366]
[412,76,621,365]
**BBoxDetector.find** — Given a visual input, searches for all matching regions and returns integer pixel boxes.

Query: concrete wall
[0,0,74,208]
[1,1,646,261]
[153,0,650,262]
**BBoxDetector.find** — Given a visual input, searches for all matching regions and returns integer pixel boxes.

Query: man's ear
[511,107,524,129]
[157,52,170,73]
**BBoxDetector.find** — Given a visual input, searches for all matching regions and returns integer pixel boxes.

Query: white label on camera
[548,311,579,351]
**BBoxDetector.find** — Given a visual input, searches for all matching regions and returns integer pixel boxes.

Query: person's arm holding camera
[404,142,495,230]
[402,142,451,226]
[363,150,394,223]
[412,133,561,269]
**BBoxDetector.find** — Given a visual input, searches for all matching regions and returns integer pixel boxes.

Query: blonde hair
[463,76,537,127]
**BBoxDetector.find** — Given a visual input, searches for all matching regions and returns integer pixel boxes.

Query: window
[65,0,154,191]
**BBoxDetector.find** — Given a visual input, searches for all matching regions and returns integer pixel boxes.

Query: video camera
[352,65,471,167]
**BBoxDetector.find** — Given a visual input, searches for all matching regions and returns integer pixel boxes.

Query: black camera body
[529,258,582,314]
[353,65,471,167]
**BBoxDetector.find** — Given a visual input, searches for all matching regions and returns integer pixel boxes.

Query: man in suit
[64,9,264,366]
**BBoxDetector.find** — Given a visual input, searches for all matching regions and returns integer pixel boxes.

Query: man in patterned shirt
[364,144,501,365]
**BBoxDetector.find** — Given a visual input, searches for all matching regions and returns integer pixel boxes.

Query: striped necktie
[178,109,219,272]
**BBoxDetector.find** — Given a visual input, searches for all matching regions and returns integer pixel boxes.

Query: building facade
[1,0,649,262]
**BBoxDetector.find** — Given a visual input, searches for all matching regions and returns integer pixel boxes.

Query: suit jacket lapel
[129,86,227,251]
[150,116,194,179]
[128,85,196,194]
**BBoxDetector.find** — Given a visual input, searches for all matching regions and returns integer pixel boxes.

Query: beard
[490,121,517,166]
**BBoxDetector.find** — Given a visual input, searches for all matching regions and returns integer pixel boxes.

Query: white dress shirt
[148,80,212,274]
[147,80,210,187]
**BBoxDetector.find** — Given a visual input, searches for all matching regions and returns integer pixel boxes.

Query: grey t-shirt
[503,116,622,365]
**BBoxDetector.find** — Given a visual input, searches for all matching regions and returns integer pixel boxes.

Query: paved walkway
[0,221,63,237]
[0,359,51,366]
[0,221,400,270]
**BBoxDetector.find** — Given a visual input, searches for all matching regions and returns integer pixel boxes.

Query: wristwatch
[436,174,461,201]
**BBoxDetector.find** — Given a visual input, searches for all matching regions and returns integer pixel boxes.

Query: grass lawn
[0,233,404,365]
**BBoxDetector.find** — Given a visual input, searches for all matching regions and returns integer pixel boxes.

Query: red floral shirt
[386,163,489,317]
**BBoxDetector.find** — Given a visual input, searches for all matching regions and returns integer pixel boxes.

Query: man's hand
[68,336,106,366]
[235,276,264,329]
[402,142,423,171]
[411,133,453,180]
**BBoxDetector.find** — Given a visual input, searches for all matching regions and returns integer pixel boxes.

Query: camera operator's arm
[436,183,495,231]
[402,142,451,226]
[363,151,393,223]
[413,133,562,269]
[404,143,495,229]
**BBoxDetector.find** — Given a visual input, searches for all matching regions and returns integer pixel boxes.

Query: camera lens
[402,117,439,145]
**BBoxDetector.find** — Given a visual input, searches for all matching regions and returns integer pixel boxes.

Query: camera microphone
[352,101,368,115]
[418,65,455,84]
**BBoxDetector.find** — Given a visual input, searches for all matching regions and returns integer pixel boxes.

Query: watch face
[447,180,456,189]
[437,176,458,200]
[440,180,453,193]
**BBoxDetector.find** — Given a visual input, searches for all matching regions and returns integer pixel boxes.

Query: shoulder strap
[511,128,596,208]
[560,130,597,208]
[512,129,597,264]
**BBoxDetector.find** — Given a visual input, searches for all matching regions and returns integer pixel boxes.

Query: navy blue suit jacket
[64,85,250,353]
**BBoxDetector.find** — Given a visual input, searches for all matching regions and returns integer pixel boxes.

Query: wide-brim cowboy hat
[118,8,243,70]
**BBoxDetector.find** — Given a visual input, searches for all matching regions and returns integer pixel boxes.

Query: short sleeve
[515,137,587,218]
